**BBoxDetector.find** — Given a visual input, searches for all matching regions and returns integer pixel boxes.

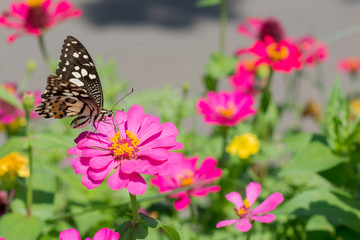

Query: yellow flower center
[226,133,260,159]
[109,130,141,160]
[177,169,194,187]
[266,43,289,61]
[0,152,30,180]
[236,198,251,216]
[217,103,236,119]
[27,0,43,7]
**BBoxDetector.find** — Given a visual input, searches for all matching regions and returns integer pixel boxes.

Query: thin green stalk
[129,193,139,223]
[38,34,52,72]
[5,189,15,213]
[190,200,199,237]
[25,110,33,217]
[246,227,253,240]
[219,0,228,54]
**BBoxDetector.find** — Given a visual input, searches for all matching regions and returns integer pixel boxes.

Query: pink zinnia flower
[59,228,119,240]
[238,17,284,42]
[216,182,284,232]
[296,36,327,67]
[0,0,82,42]
[248,36,302,73]
[151,154,222,211]
[68,105,183,195]
[338,57,360,75]
[0,82,42,125]
[197,91,256,127]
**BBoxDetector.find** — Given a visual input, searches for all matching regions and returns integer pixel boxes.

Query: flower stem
[38,34,52,72]
[5,189,15,213]
[190,200,199,237]
[25,110,33,217]
[246,228,252,240]
[129,193,139,223]
[219,0,228,55]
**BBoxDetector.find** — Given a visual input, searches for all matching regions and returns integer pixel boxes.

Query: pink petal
[196,157,219,178]
[81,174,103,189]
[137,121,162,141]
[67,146,82,155]
[81,148,110,157]
[93,228,119,240]
[251,214,275,223]
[127,105,145,134]
[246,182,261,206]
[158,122,179,139]
[225,192,243,208]
[235,219,252,232]
[126,172,147,195]
[191,185,220,196]
[11,3,29,19]
[120,159,150,174]
[72,157,90,174]
[88,161,118,181]
[174,193,191,211]
[216,219,240,228]
[150,175,174,192]
[139,149,168,161]
[59,228,81,240]
[253,193,284,215]
[107,167,129,190]
[94,117,116,137]
[89,156,114,169]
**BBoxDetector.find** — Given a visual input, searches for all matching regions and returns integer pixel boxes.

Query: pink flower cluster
[0,82,42,126]
[338,57,360,75]
[151,154,222,211]
[59,228,119,240]
[217,182,284,232]
[197,91,256,127]
[68,105,183,195]
[0,0,82,42]
[231,17,328,91]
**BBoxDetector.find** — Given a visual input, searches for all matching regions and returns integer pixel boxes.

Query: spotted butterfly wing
[35,36,112,128]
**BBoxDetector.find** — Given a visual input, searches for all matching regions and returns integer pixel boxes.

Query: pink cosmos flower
[247,36,302,73]
[216,182,284,232]
[0,82,42,125]
[0,0,82,42]
[296,36,327,67]
[238,17,284,42]
[151,154,222,211]
[68,105,183,195]
[197,91,256,127]
[338,57,360,75]
[59,228,119,240]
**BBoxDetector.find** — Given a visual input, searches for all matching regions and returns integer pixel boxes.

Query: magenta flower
[68,105,183,195]
[197,91,256,127]
[59,228,119,240]
[338,57,360,75]
[151,154,222,211]
[0,82,42,126]
[0,0,82,42]
[216,182,284,232]
[296,36,327,67]
[248,36,302,73]
[238,17,284,42]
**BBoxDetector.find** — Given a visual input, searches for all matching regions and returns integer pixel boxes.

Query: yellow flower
[0,152,30,180]
[350,98,360,121]
[226,133,260,159]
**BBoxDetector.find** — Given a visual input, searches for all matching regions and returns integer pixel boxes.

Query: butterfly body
[35,36,112,128]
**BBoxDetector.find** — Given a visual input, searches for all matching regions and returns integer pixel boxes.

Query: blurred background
[1,0,360,131]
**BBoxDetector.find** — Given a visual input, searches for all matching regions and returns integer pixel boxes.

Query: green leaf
[116,220,148,240]
[283,132,312,152]
[280,141,347,175]
[196,0,222,7]
[0,136,27,157]
[0,85,22,109]
[0,213,45,240]
[140,214,180,240]
[275,188,360,234]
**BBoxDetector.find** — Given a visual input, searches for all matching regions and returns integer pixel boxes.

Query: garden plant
[0,0,360,239]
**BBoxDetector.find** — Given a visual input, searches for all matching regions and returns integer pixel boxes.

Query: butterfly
[35,36,113,128]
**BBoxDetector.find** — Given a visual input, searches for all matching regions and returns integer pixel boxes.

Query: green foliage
[196,0,223,7]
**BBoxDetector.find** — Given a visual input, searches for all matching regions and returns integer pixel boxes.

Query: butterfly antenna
[110,88,134,111]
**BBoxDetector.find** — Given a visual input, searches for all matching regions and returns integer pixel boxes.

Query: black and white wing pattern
[55,35,104,107]
[35,36,112,128]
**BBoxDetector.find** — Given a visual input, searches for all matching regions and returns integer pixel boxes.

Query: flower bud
[22,92,35,114]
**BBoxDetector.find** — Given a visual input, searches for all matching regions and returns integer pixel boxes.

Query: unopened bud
[22,92,35,114]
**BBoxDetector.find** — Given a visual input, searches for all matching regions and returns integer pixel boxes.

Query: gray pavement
[0,0,360,133]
